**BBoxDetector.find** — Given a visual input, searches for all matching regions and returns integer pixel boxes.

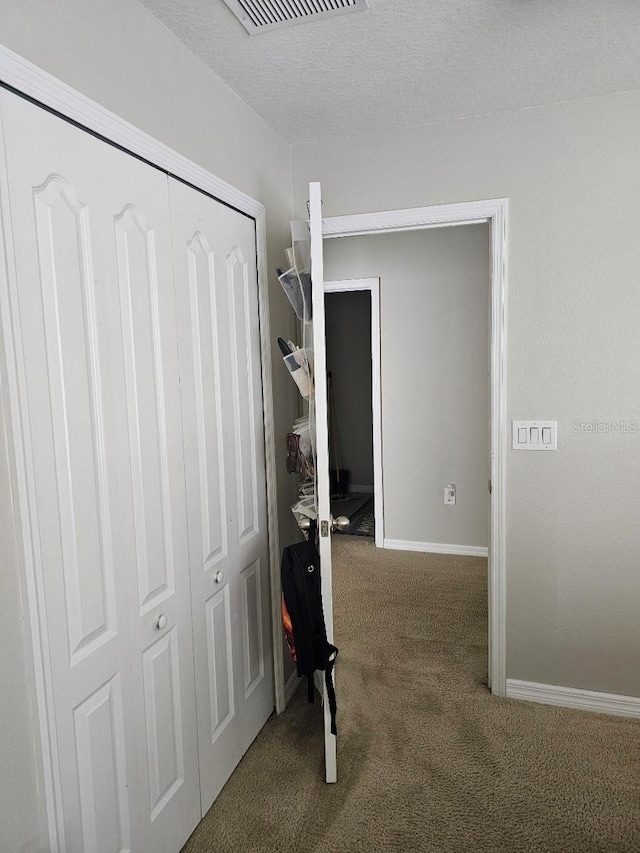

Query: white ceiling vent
[221,0,368,34]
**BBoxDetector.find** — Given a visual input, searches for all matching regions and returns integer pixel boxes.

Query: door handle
[300,516,350,536]
[214,571,224,584]
[155,613,168,630]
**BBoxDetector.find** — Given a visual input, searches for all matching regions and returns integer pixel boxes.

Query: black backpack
[281,527,339,735]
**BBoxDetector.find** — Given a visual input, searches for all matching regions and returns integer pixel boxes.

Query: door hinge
[488,479,492,494]
[320,520,329,537]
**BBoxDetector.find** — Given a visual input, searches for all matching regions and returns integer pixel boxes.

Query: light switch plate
[512,420,557,450]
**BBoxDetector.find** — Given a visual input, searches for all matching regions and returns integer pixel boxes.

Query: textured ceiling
[140,0,640,143]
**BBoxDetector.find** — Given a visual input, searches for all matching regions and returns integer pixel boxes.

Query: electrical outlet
[444,484,456,505]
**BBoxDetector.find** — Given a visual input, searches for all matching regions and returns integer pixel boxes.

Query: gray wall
[325,290,374,490]
[0,2,297,848]
[294,90,640,699]
[325,228,490,548]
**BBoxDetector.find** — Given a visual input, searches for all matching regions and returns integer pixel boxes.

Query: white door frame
[322,199,508,697]
[324,278,384,547]
[0,45,283,852]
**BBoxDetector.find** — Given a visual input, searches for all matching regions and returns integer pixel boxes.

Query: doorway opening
[323,221,495,689]
[316,197,508,698]
[324,278,383,547]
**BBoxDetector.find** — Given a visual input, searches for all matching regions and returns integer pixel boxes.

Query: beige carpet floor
[182,536,640,853]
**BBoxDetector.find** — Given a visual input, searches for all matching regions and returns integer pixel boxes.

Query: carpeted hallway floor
[182,536,640,853]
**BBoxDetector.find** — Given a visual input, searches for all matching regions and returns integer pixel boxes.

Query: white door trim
[322,200,508,698]
[324,278,384,547]
[0,45,283,852]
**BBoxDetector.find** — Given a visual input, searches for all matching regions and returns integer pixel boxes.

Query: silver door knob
[155,613,167,630]
[331,515,350,532]
[214,571,224,584]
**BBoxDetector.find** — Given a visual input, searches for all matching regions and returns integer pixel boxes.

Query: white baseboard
[284,669,300,706]
[383,538,488,557]
[348,484,374,494]
[506,679,640,719]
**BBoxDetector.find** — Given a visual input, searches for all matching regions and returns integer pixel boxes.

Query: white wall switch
[444,483,456,505]
[512,420,557,450]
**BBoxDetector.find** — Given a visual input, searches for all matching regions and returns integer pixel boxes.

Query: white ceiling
[140,0,640,144]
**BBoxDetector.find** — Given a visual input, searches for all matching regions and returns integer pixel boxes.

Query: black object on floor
[330,494,374,538]
[329,468,351,495]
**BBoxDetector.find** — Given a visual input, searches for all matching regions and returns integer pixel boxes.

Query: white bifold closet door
[170,179,273,812]
[0,86,272,853]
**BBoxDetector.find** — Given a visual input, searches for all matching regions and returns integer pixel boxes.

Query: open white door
[308,182,338,783]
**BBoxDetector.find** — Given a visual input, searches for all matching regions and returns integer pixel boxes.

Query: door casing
[322,199,509,697]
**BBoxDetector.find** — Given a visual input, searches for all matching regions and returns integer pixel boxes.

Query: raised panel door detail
[141,628,185,820]
[205,587,235,744]
[226,247,258,542]
[74,676,131,853]
[187,233,227,569]
[115,204,174,615]
[33,174,117,665]
[240,559,265,698]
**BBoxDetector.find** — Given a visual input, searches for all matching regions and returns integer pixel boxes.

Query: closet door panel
[114,206,175,613]
[0,89,199,853]
[0,88,137,853]
[105,151,200,851]
[185,232,228,570]
[240,557,265,697]
[217,207,273,755]
[226,245,260,542]
[32,174,117,665]
[170,178,273,811]
[73,676,131,853]
[206,585,235,740]
[169,179,242,813]
[141,628,186,819]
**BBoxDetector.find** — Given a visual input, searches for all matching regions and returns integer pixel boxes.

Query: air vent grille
[222,0,368,34]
